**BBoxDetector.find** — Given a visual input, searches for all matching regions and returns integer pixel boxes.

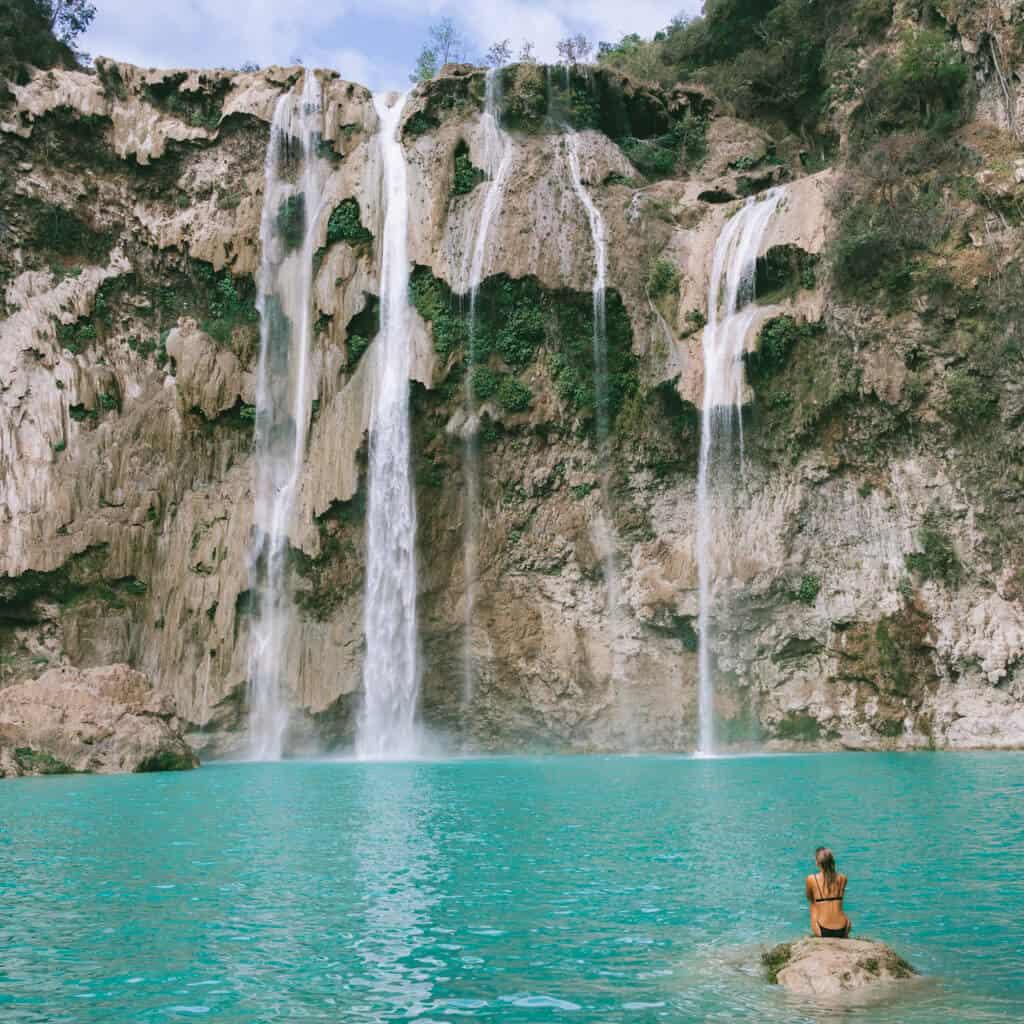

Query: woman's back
[805,846,851,937]
[808,871,847,930]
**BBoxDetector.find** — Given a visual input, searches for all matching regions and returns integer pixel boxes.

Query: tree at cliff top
[598,0,894,135]
[1,0,92,77]
[410,17,468,82]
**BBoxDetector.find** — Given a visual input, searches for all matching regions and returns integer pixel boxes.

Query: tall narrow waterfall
[247,71,325,761]
[356,92,420,759]
[696,187,785,756]
[564,133,620,644]
[461,68,513,707]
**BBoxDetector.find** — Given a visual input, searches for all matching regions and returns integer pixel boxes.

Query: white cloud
[80,0,704,89]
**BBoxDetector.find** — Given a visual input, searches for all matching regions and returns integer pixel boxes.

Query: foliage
[658,0,861,133]
[557,34,593,65]
[755,245,817,299]
[500,63,549,133]
[276,193,306,253]
[831,186,949,301]
[410,266,635,427]
[496,376,532,412]
[945,370,998,430]
[33,202,111,262]
[409,268,468,358]
[325,198,372,247]
[410,17,467,82]
[851,0,893,36]
[57,315,97,352]
[905,522,961,587]
[195,264,259,346]
[795,574,821,605]
[597,32,666,83]
[483,40,512,67]
[403,111,436,137]
[470,366,499,401]
[411,47,437,84]
[346,334,369,368]
[145,78,226,131]
[39,0,96,46]
[492,282,545,367]
[451,142,484,196]
[854,29,969,144]
[0,0,79,77]
[775,712,822,741]
[746,316,818,384]
[69,402,97,422]
[619,113,706,178]
[648,258,679,298]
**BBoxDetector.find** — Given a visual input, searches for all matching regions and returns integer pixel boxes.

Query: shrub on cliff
[325,198,372,248]
[905,522,961,587]
[496,376,532,413]
[451,142,484,195]
[854,29,969,144]
[1,0,84,80]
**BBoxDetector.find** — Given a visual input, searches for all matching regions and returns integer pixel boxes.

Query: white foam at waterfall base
[460,68,514,711]
[695,187,785,756]
[246,71,325,761]
[356,92,420,760]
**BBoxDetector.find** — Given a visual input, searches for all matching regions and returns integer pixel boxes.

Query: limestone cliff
[1,8,1022,754]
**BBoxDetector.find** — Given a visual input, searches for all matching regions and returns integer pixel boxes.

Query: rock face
[1,9,1023,755]
[764,938,917,997]
[0,664,199,776]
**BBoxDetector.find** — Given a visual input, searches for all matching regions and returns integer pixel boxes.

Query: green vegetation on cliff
[0,0,86,80]
[410,267,638,426]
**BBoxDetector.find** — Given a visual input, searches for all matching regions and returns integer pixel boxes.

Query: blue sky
[81,1,703,92]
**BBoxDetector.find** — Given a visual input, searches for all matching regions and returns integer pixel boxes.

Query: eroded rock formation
[1,8,1022,755]
[0,663,198,775]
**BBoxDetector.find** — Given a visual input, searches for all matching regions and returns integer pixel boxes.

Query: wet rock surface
[763,938,917,997]
[0,664,198,776]
[0,43,1022,753]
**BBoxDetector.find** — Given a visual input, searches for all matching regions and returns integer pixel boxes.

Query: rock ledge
[763,937,917,997]
[0,665,199,777]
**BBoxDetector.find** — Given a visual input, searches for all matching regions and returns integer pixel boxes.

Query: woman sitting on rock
[806,846,851,938]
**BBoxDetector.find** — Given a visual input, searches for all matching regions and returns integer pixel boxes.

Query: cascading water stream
[564,132,621,659]
[356,92,420,759]
[247,71,326,761]
[695,186,785,756]
[460,68,514,708]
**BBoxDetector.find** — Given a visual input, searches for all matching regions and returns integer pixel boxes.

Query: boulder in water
[0,664,198,777]
[763,938,917,997]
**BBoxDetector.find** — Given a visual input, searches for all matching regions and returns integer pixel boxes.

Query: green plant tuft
[325,198,373,247]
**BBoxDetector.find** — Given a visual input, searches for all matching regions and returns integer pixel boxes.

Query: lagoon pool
[1,753,1021,1022]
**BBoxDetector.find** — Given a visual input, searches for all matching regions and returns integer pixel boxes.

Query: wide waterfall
[356,92,420,759]
[696,186,785,755]
[564,132,621,669]
[460,67,513,707]
[247,71,325,761]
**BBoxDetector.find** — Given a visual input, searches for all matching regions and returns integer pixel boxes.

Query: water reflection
[349,764,443,1020]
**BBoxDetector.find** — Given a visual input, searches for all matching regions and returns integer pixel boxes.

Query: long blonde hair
[816,846,838,893]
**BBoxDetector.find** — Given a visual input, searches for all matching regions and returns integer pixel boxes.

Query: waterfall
[564,132,621,657]
[356,92,420,759]
[695,186,785,756]
[460,68,514,708]
[247,71,325,761]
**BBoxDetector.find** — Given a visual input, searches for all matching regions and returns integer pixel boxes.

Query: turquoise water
[1,754,1021,1022]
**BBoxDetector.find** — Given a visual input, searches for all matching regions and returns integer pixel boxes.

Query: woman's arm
[805,876,819,936]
